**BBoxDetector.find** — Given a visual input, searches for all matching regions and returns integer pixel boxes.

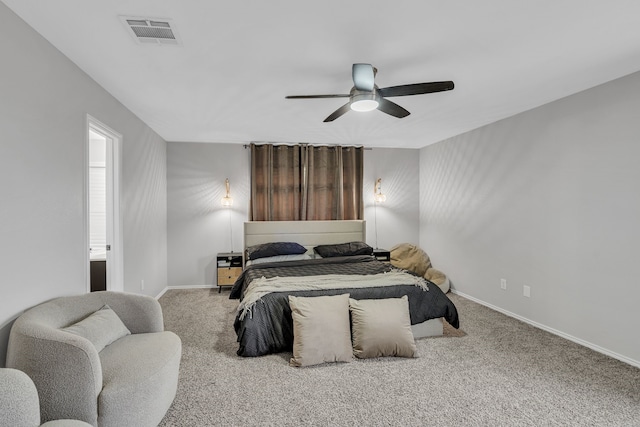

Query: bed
[230,220,459,357]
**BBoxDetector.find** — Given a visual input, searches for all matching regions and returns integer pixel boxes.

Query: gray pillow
[349,296,417,359]
[289,294,353,367]
[62,305,131,352]
[246,253,312,266]
[314,241,373,258]
[246,242,307,260]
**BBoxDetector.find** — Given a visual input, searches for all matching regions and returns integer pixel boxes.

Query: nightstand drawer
[217,267,242,285]
[216,252,243,292]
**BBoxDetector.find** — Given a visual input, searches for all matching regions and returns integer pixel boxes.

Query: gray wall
[167,144,420,287]
[167,143,250,287]
[419,70,640,366]
[0,3,167,366]
[364,148,420,250]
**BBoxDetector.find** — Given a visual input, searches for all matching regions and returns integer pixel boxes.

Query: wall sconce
[221,178,234,252]
[221,178,233,207]
[374,178,386,203]
[373,178,386,249]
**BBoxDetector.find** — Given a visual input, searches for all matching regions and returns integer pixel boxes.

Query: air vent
[119,16,182,45]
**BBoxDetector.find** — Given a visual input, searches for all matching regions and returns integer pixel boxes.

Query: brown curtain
[250,143,363,221]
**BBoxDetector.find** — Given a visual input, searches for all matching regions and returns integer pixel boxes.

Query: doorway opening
[86,116,123,292]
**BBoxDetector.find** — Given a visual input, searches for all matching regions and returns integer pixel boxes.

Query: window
[250,144,363,221]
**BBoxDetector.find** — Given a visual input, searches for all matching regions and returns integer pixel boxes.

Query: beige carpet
[158,289,640,426]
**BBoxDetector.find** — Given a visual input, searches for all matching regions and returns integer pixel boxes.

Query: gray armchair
[6,291,181,427]
[0,368,92,427]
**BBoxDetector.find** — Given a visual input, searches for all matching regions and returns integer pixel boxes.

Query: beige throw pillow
[349,296,417,359]
[289,294,353,367]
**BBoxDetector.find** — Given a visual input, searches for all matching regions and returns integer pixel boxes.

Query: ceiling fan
[286,63,454,122]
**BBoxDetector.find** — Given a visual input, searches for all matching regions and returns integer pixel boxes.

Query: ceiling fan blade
[286,94,350,99]
[352,63,375,91]
[378,81,454,97]
[377,97,410,118]
[323,102,352,122]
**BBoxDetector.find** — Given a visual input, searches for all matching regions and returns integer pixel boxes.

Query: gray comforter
[229,255,459,357]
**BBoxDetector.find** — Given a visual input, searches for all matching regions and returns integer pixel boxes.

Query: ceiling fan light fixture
[350,92,379,112]
[285,64,454,121]
[351,99,379,112]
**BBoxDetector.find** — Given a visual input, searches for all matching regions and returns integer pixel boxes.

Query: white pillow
[62,305,131,352]
[246,253,312,266]
[349,296,417,359]
[289,294,353,367]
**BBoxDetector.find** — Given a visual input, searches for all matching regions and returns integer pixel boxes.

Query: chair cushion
[98,332,182,427]
[61,305,131,353]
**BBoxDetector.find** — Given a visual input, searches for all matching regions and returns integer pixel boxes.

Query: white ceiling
[4,0,640,149]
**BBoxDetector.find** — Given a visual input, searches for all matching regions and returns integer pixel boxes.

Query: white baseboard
[155,287,169,299]
[156,284,216,300]
[451,289,640,369]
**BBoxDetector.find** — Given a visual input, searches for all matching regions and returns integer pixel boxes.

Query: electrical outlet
[141,279,145,291]
[500,279,507,290]
[523,285,530,297]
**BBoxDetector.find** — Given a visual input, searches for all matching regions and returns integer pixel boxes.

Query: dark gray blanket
[230,255,459,357]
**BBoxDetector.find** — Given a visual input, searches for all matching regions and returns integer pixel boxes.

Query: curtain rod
[243,143,372,150]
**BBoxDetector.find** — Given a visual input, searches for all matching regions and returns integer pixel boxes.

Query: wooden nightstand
[372,248,391,262]
[217,252,243,293]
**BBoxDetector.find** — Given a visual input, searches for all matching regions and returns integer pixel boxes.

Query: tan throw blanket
[238,270,429,320]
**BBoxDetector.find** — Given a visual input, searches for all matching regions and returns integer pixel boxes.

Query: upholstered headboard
[243,220,366,254]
